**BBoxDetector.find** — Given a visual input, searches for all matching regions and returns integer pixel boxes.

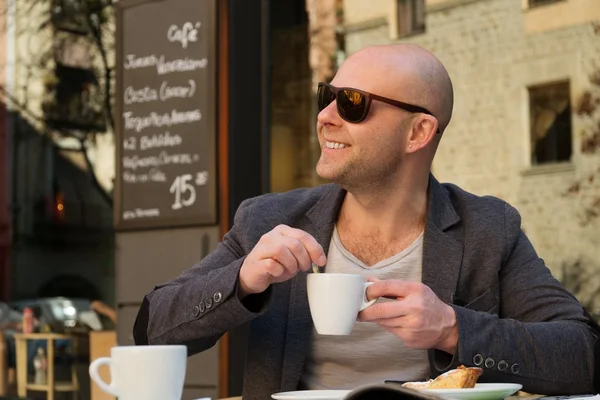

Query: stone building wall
[342,0,600,314]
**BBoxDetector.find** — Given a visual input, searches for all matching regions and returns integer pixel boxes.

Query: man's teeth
[326,141,347,149]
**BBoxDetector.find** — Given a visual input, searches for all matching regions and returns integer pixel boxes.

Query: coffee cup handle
[360,282,378,311]
[89,357,118,397]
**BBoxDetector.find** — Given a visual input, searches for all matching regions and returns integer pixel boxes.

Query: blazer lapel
[280,185,346,390]
[422,175,463,304]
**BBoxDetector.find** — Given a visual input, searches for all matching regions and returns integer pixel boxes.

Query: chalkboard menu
[114,0,217,230]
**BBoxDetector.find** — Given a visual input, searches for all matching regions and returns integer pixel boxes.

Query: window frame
[393,0,426,39]
[42,63,106,132]
[527,79,573,167]
[527,0,567,9]
[51,0,90,34]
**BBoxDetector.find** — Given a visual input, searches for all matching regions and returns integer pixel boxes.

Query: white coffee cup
[307,273,377,335]
[89,345,187,400]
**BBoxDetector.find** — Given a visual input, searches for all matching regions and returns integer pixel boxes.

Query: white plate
[420,383,523,400]
[271,390,352,400]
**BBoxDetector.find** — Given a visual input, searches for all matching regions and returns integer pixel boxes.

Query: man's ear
[406,116,438,153]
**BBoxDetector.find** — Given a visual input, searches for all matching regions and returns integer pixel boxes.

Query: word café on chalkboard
[115,0,217,230]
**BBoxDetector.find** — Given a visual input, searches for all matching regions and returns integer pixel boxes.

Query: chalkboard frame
[114,0,219,231]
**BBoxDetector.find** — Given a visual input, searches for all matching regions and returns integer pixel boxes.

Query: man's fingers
[374,316,406,328]
[261,258,286,278]
[275,225,326,266]
[359,300,408,322]
[279,236,312,272]
[257,243,299,274]
[366,279,416,300]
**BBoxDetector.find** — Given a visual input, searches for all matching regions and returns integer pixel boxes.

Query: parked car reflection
[9,297,104,333]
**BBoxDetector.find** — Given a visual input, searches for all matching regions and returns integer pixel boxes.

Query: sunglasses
[317,82,437,127]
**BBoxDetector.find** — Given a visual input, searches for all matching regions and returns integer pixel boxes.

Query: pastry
[402,365,483,389]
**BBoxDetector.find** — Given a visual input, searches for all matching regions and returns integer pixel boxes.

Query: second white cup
[89,345,187,400]
[307,273,377,335]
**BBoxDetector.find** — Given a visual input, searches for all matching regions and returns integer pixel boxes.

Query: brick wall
[344,0,600,313]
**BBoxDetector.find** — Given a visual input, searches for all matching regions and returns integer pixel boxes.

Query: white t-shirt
[299,227,430,390]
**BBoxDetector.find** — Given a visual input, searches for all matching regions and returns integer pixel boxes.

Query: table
[13,333,79,400]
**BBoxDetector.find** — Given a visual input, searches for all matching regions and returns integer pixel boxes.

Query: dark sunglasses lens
[337,89,367,122]
[317,85,336,111]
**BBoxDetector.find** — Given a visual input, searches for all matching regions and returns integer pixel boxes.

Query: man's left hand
[358,278,459,354]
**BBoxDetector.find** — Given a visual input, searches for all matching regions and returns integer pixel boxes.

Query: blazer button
[205,297,213,309]
[192,305,200,317]
[484,357,495,369]
[199,302,206,313]
[511,363,520,374]
[473,354,483,366]
[214,292,223,303]
[498,360,508,371]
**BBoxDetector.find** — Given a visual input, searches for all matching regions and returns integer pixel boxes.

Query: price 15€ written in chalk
[169,172,208,210]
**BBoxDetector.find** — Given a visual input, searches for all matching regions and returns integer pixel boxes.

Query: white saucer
[271,390,352,400]
[420,383,523,400]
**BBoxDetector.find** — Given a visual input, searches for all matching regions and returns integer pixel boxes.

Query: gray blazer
[134,176,599,399]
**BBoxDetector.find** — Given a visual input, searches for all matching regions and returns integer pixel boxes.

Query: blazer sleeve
[439,203,599,395]
[133,197,273,355]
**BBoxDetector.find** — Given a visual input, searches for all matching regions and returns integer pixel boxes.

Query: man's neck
[338,174,429,243]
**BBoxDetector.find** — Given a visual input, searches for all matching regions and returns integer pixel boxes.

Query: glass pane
[270,2,322,192]
[529,81,572,165]
[528,0,565,8]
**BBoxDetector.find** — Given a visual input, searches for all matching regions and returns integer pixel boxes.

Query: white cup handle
[89,357,118,397]
[360,282,378,311]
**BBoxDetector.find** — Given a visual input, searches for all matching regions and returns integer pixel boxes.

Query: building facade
[0,0,116,303]
[342,0,600,314]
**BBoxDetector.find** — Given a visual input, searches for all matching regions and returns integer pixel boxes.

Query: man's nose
[317,99,341,127]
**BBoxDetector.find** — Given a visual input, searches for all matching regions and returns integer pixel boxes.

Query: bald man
[134,45,599,398]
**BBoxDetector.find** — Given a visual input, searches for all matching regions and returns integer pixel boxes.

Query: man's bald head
[336,44,454,133]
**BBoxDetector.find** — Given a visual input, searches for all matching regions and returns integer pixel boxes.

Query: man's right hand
[238,224,326,298]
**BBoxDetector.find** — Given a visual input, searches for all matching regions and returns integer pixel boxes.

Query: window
[397,0,425,38]
[528,0,566,8]
[528,81,572,165]
[51,0,88,34]
[42,63,105,131]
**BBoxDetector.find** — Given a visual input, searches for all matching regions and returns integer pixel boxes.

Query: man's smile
[324,140,350,149]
